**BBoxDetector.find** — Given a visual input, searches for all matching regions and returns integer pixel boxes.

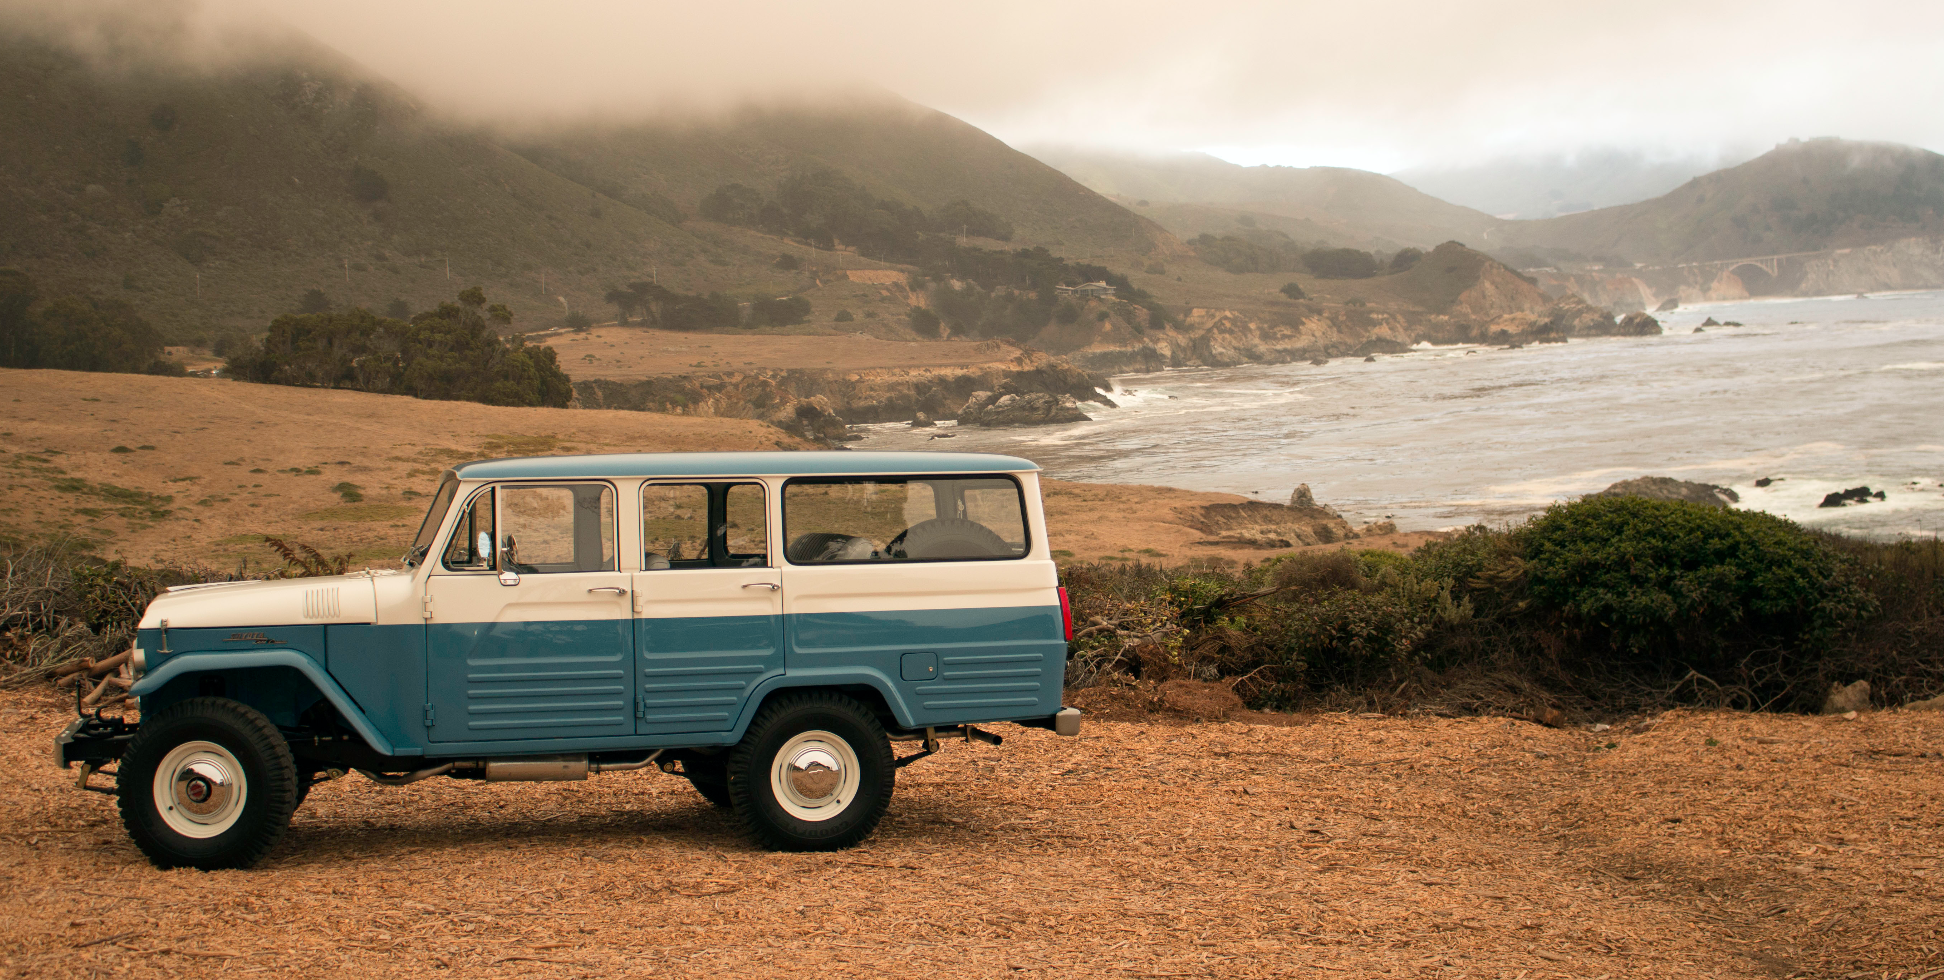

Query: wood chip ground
[3,690,1939,979]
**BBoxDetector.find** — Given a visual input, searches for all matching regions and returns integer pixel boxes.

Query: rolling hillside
[1498,139,1944,264]
[1030,147,1500,251]
[0,24,1171,345]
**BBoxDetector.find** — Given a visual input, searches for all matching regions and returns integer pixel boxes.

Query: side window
[500,484,617,573]
[642,482,771,569]
[441,488,495,571]
[783,477,1028,564]
[724,484,769,565]
[642,484,711,568]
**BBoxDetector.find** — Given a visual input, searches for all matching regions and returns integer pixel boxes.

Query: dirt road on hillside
[3,689,1937,979]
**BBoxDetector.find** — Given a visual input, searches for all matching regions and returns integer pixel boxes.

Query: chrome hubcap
[154,741,247,838]
[770,731,860,822]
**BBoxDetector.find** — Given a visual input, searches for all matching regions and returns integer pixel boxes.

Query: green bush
[1279,282,1306,301]
[1303,247,1380,279]
[1516,496,1873,674]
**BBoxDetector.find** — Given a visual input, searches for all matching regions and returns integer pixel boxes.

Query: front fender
[129,650,401,757]
[729,667,915,740]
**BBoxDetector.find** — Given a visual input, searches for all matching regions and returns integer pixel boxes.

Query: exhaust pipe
[360,750,664,786]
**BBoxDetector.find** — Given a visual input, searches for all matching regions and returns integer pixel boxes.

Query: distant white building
[1056,281,1116,300]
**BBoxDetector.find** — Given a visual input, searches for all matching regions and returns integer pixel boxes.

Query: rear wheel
[726,692,893,851]
[117,697,298,870]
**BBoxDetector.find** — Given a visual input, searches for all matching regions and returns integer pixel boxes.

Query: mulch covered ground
[1,688,1939,979]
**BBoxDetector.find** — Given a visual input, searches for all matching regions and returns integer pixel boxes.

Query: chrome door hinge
[421,594,434,621]
[423,703,435,727]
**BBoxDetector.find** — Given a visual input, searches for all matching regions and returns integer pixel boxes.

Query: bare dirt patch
[544,326,1019,379]
[1041,479,1446,566]
[2,689,1938,978]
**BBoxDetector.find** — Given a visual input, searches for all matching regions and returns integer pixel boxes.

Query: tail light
[1058,586,1074,642]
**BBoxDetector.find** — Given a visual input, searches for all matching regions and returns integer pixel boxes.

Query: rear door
[425,482,634,743]
[631,482,785,734]
[776,475,1064,727]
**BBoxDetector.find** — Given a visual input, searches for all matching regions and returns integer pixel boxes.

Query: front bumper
[55,715,136,769]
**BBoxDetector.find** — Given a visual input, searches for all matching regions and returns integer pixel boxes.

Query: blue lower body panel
[789,605,1066,728]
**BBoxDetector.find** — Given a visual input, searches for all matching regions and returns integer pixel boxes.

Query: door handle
[741,582,780,591]
[587,586,629,596]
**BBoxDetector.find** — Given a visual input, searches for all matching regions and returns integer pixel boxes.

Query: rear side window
[783,477,1027,564]
[642,482,771,569]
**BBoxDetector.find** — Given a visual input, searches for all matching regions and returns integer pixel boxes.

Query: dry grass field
[0,369,805,568]
[0,368,1421,568]
[1,688,1939,979]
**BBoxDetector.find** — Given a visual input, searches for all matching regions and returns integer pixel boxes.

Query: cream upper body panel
[136,570,398,629]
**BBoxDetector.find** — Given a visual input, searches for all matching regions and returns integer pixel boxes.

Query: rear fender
[129,650,401,757]
[730,668,913,740]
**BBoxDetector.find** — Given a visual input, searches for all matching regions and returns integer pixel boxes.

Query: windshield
[403,477,460,567]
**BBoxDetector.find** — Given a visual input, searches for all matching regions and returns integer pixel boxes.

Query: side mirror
[476,530,494,564]
[498,569,521,587]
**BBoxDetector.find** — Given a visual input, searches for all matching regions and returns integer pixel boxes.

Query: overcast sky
[38,0,1944,173]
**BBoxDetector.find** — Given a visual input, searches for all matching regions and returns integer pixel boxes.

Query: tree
[603,286,640,324]
[1279,282,1307,301]
[298,289,331,314]
[772,253,801,271]
[349,165,389,203]
[227,289,573,408]
[1302,247,1380,279]
[1388,247,1424,273]
[384,298,411,319]
[30,296,172,374]
[698,183,766,226]
[564,311,592,332]
[0,268,41,368]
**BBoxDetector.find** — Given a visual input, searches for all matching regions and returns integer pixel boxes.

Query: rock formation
[1593,476,1739,508]
[957,391,1090,427]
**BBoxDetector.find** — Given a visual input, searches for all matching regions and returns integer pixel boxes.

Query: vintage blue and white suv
[57,451,1081,869]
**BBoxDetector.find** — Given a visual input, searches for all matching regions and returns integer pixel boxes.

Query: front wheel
[117,697,298,870]
[726,692,893,851]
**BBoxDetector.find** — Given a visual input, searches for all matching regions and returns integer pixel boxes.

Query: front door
[426,482,635,743]
[632,482,784,734]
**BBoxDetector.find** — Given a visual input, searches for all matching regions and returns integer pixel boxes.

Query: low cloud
[10,0,1943,170]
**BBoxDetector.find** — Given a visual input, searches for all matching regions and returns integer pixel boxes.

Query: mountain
[1499,139,1944,264]
[508,103,1170,262]
[1392,148,1741,220]
[1029,147,1499,251]
[0,23,1169,344]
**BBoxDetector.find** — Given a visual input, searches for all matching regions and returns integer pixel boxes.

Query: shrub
[1279,282,1306,300]
[297,289,331,314]
[833,309,855,323]
[563,311,593,332]
[748,295,811,327]
[908,307,943,337]
[772,253,801,271]
[1389,247,1424,272]
[384,298,411,319]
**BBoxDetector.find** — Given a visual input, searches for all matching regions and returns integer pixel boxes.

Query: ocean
[853,289,1944,539]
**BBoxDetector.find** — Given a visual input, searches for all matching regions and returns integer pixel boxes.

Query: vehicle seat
[644,552,671,570]
[786,533,876,563]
